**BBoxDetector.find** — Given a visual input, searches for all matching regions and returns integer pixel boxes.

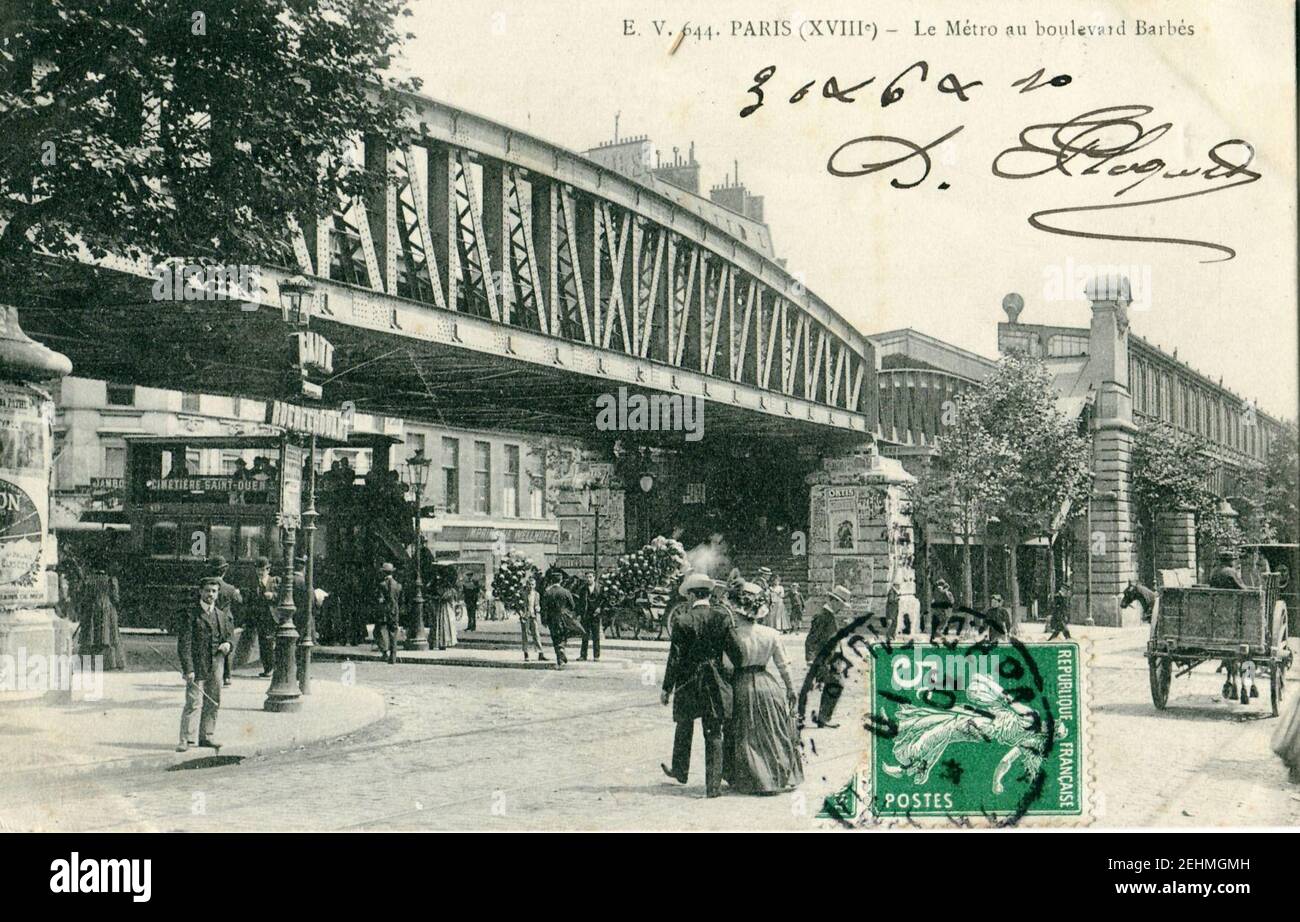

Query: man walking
[660,573,735,798]
[1045,587,1071,641]
[929,578,957,641]
[805,585,850,728]
[520,576,547,662]
[541,570,580,668]
[376,562,402,664]
[176,577,234,751]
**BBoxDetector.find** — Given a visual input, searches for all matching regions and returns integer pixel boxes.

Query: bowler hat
[255,556,271,569]
[199,576,223,588]
[679,572,714,597]
[208,555,229,573]
[1217,548,1239,561]
[829,585,852,605]
[380,562,396,573]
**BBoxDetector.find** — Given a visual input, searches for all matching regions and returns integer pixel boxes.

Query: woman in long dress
[728,582,803,794]
[77,564,125,670]
[432,568,459,650]
[1274,676,1300,784]
[767,576,790,633]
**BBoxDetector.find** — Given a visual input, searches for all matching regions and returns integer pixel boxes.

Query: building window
[503,444,520,518]
[409,432,426,462]
[103,444,126,479]
[473,441,491,515]
[441,437,459,515]
[182,392,200,413]
[106,383,135,407]
[1047,333,1088,357]
[221,451,240,476]
[186,448,202,475]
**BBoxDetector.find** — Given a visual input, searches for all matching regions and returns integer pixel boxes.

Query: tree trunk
[1008,535,1021,634]
[981,521,991,608]
[961,527,974,609]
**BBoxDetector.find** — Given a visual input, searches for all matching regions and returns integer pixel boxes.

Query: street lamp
[402,449,433,650]
[279,274,313,326]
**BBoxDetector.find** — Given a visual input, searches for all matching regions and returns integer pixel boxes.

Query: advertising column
[0,304,72,701]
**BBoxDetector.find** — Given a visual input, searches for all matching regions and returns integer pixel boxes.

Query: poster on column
[0,384,51,608]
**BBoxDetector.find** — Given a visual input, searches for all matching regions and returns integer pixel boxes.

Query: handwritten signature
[825,105,1260,261]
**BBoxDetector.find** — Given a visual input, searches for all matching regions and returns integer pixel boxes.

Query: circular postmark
[799,605,1065,829]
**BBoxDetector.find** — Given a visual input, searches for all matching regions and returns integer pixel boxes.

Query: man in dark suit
[177,577,235,751]
[376,562,402,664]
[463,573,481,632]
[208,556,243,686]
[984,592,1013,642]
[805,584,850,728]
[246,557,279,677]
[577,572,602,661]
[541,569,581,668]
[660,572,736,798]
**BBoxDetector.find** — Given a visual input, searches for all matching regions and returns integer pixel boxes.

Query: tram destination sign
[266,400,351,441]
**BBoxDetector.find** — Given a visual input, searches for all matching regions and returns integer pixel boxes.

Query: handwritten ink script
[739,63,1260,262]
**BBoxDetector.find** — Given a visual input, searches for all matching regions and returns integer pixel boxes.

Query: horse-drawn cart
[1146,573,1293,716]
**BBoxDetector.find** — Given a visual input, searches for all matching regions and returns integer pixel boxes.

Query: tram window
[210,524,235,559]
[150,521,178,556]
[237,523,266,559]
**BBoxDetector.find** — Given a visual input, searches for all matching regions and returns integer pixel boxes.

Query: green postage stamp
[867,641,1088,823]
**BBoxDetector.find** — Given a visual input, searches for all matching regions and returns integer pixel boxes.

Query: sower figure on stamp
[176,577,234,752]
[375,562,402,665]
[661,572,737,798]
[805,585,850,729]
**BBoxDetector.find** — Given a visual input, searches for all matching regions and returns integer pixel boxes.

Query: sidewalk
[0,671,385,781]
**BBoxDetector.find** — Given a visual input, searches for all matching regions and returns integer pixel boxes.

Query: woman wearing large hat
[727,582,803,795]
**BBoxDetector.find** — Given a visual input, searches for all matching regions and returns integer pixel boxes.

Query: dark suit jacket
[805,604,841,682]
[378,576,402,624]
[662,602,736,723]
[215,578,243,613]
[177,604,234,681]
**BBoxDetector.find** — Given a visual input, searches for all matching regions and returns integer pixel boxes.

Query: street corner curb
[312,648,565,671]
[0,679,387,787]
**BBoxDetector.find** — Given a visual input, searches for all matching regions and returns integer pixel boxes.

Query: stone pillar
[806,444,916,629]
[1155,508,1197,577]
[0,305,73,702]
[1084,277,1139,626]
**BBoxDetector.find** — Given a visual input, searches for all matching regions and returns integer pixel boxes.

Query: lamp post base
[404,632,430,651]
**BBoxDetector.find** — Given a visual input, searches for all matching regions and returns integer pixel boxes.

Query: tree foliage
[0,0,418,290]
[1260,420,1299,542]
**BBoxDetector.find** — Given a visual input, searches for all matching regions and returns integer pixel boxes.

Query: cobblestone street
[3,628,1297,831]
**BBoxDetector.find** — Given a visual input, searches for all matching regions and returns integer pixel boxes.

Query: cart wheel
[1149,657,1171,710]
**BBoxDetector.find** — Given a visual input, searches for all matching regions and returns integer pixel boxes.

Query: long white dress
[768,585,790,632]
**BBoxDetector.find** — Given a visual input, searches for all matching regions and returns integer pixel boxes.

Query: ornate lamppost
[402,449,432,650]
[264,275,315,712]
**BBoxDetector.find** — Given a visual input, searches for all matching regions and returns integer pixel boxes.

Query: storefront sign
[0,384,52,608]
[436,525,558,545]
[280,442,302,520]
[266,400,350,440]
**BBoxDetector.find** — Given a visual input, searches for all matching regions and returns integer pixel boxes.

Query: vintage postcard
[0,0,1296,842]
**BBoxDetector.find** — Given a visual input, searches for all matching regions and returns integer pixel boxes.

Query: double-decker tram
[119,431,406,630]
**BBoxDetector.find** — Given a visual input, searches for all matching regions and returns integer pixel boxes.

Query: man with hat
[176,577,235,751]
[805,585,850,728]
[207,556,243,686]
[246,556,279,677]
[1209,548,1249,590]
[660,571,736,797]
[375,562,402,664]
